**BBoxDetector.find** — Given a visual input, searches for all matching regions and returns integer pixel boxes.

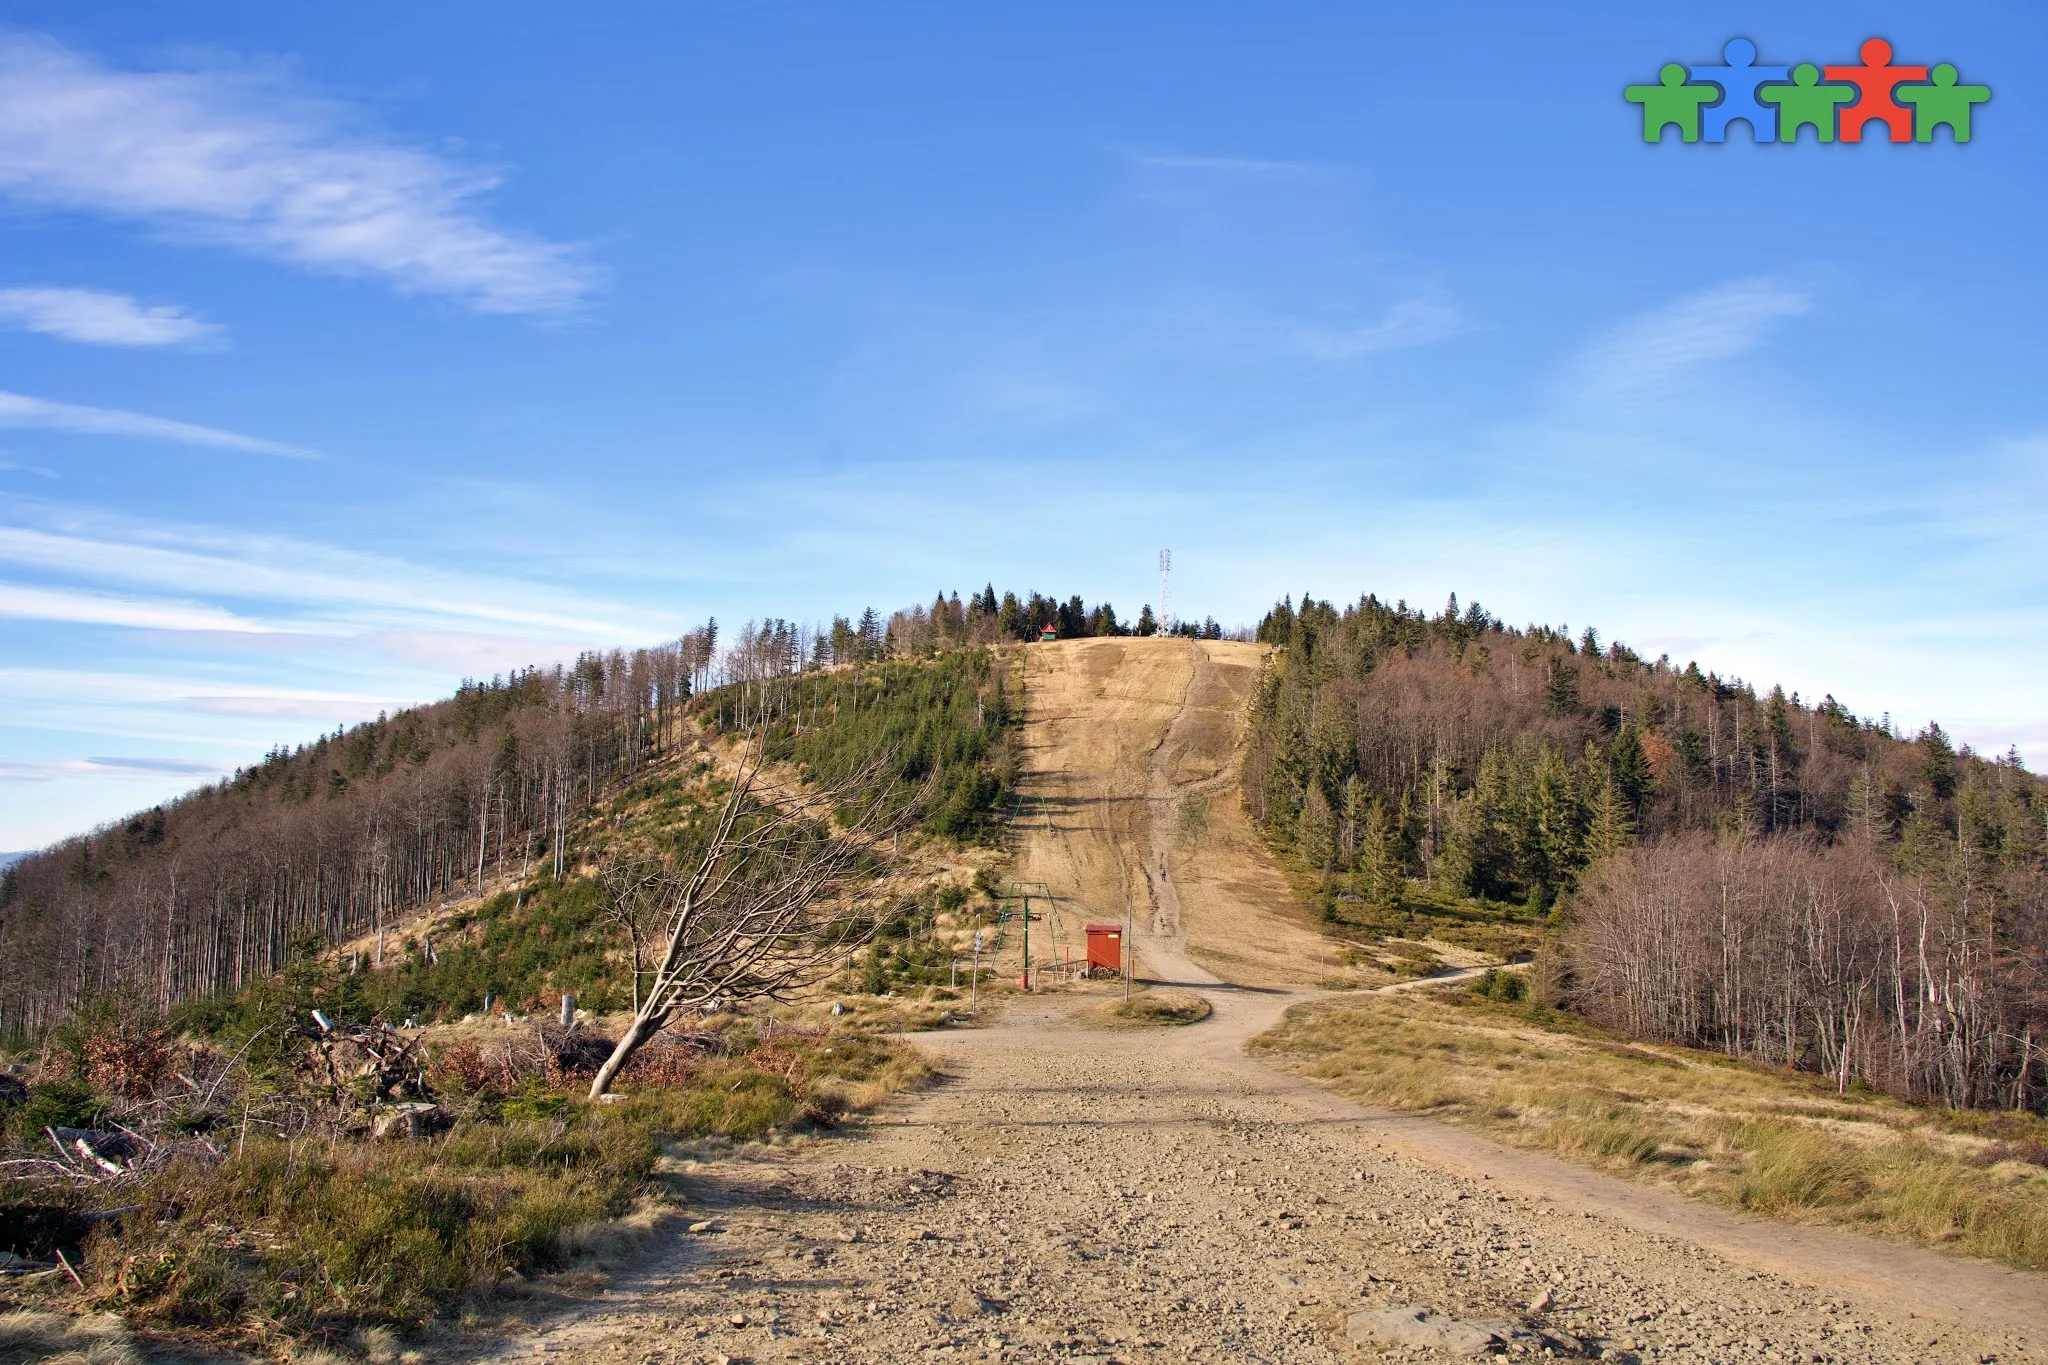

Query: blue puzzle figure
[1689,37,1790,142]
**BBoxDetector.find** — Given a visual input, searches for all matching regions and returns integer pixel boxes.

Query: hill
[0,586,1140,1043]
[1246,591,2048,1111]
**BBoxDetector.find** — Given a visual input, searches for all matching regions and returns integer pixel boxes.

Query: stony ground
[454,639,2043,1365]
[460,987,2038,1365]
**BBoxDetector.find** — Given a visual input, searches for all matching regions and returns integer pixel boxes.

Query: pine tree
[1608,720,1653,818]
[1544,659,1580,715]
[1296,782,1336,872]
[1357,798,1403,908]
[1920,723,1958,801]
[1437,748,1509,898]
[1519,743,1585,904]
[1136,604,1157,636]
[1338,774,1367,867]
[1583,763,1632,866]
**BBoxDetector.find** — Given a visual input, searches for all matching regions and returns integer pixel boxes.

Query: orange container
[1084,924,1123,973]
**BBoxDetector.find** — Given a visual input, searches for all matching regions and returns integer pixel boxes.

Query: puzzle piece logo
[1627,37,1987,145]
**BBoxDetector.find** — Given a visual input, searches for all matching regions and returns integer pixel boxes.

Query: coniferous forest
[1245,592,2048,1112]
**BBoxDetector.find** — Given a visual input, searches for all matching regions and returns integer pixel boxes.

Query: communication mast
[1158,549,1172,635]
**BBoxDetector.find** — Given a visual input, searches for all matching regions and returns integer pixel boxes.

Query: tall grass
[1255,990,2048,1270]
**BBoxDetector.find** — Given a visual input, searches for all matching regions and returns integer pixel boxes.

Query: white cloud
[0,513,666,641]
[0,286,219,346]
[0,32,595,315]
[0,581,278,632]
[0,755,225,781]
[1293,297,1464,359]
[0,665,395,733]
[0,390,315,458]
[1576,278,1810,398]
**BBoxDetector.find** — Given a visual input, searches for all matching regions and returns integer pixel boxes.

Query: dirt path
[465,640,2047,1365]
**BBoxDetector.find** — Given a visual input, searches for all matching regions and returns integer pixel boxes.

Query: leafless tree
[586,740,922,1097]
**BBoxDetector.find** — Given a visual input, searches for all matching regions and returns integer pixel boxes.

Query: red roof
[1084,924,1122,934]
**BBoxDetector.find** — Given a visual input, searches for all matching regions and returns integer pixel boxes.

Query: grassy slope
[1254,986,2048,1270]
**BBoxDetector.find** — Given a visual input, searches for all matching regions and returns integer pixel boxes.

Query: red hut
[1084,924,1124,975]
[1039,623,1059,642]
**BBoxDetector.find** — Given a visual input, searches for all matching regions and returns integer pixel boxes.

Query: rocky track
[470,987,2038,1364]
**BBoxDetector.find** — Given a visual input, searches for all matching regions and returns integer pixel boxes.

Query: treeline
[1244,591,2048,1111]
[849,586,1228,656]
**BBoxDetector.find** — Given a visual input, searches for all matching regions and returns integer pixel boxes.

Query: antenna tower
[1158,549,1171,635]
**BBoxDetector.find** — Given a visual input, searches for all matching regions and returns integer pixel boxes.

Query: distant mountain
[0,851,27,873]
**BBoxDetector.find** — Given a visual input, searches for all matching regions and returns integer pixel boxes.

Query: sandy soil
[1004,638,1336,990]
[458,639,2048,1365]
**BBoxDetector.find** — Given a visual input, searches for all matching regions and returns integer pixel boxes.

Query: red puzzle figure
[1824,38,1927,142]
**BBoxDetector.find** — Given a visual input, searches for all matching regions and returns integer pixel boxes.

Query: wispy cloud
[0,665,393,716]
[0,512,665,641]
[0,286,219,346]
[0,390,315,458]
[1292,297,1464,359]
[0,755,227,782]
[1125,151,1331,178]
[0,31,596,315]
[0,581,277,632]
[1576,278,1810,399]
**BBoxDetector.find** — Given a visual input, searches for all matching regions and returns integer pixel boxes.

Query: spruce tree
[1608,720,1653,818]
[1583,763,1632,865]
[1296,782,1336,872]
[1544,659,1580,715]
[1358,798,1403,908]
[1920,723,1958,801]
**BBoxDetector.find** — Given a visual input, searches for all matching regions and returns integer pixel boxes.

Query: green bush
[1470,968,1529,1003]
[11,1077,104,1139]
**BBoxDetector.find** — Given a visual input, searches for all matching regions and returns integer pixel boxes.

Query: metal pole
[971,930,982,1013]
[1021,893,1031,992]
[1125,884,1135,1001]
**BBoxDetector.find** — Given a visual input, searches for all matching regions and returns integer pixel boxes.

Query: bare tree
[596,854,667,1014]
[587,740,921,1097]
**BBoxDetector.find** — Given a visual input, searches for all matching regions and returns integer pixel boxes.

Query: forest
[0,581,1098,1045]
[1244,592,2048,1111]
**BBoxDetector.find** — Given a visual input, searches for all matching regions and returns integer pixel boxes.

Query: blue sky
[1,3,2043,849]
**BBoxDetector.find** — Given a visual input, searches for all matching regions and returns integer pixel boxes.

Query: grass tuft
[1095,990,1213,1027]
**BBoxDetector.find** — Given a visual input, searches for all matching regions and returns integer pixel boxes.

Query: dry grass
[790,988,977,1035]
[1253,989,2048,1270]
[0,1310,145,1365]
[1,1028,930,1354]
[1091,990,1213,1028]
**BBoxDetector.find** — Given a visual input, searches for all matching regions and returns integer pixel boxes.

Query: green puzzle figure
[1759,64,1855,142]
[1625,64,1716,142]
[1898,63,1991,142]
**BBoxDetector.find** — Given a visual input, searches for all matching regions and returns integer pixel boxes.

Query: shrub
[1469,968,1529,1003]
[10,1077,104,1140]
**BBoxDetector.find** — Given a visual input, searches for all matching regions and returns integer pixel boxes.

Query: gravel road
[470,983,2039,1365]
